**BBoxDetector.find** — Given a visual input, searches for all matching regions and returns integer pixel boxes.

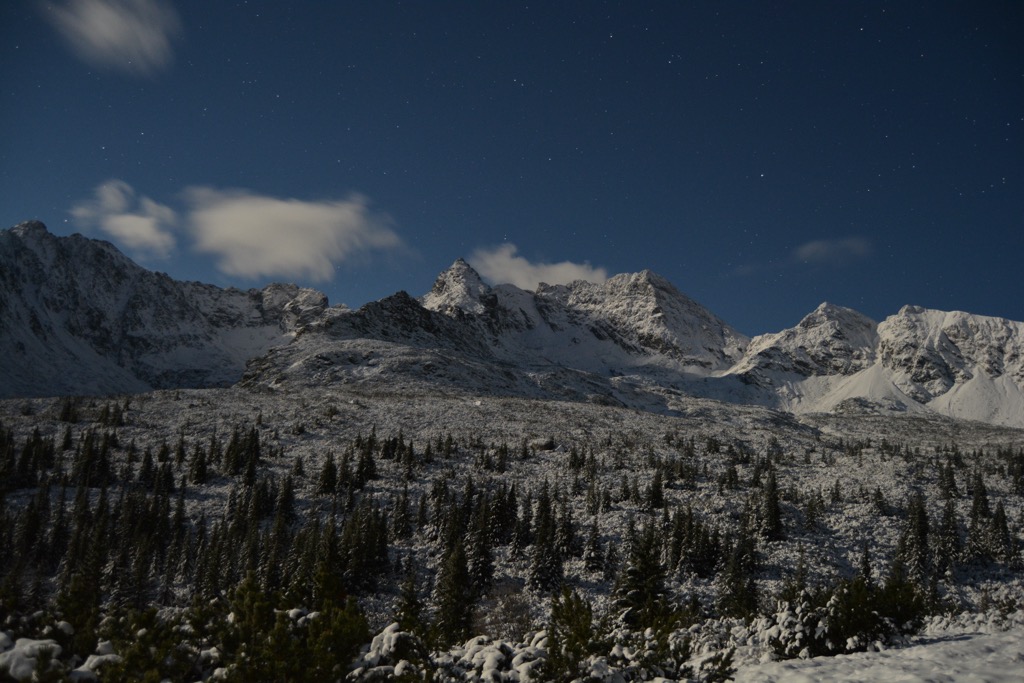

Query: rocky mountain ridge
[2,222,1022,427]
[0,221,328,397]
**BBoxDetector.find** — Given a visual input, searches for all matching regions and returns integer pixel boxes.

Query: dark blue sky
[2,1,1021,335]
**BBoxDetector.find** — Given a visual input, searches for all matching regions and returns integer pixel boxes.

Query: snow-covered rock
[731,302,878,381]
[3,222,1023,427]
[0,637,62,681]
[243,259,750,410]
[0,221,329,398]
[722,303,1024,426]
[878,305,1024,425]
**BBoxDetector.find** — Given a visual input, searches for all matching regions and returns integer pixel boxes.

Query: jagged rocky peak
[879,305,1024,392]
[732,302,878,379]
[799,302,877,333]
[0,220,333,398]
[552,268,749,370]
[597,270,727,328]
[11,219,48,236]
[420,258,491,315]
[590,269,687,306]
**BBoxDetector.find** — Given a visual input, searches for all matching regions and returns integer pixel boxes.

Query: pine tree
[528,485,563,592]
[555,499,577,558]
[968,471,995,563]
[546,588,606,682]
[433,538,473,646]
[969,469,990,520]
[316,453,338,496]
[512,491,533,551]
[467,503,494,595]
[934,499,961,575]
[613,523,672,627]
[716,527,759,619]
[880,553,926,633]
[989,501,1012,562]
[896,492,930,590]
[760,469,783,540]
[938,460,959,498]
[394,560,427,638]
[647,467,665,510]
[305,595,370,681]
[275,475,296,525]
[189,442,208,485]
[392,485,412,539]
[583,518,604,572]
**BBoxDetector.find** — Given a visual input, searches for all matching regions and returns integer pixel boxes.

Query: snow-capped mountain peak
[0,221,328,397]
[558,269,749,371]
[4,221,1023,427]
[11,219,48,237]
[727,302,877,387]
[876,305,1024,424]
[420,258,491,316]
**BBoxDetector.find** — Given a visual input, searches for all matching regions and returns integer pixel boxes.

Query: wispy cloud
[469,243,607,290]
[794,237,871,265]
[184,187,402,282]
[69,180,404,279]
[728,236,872,278]
[70,179,177,258]
[44,0,182,75]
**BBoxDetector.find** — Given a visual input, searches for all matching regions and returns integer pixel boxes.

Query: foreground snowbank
[733,625,1024,682]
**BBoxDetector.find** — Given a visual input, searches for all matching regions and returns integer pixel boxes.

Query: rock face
[3,222,1023,427]
[730,303,878,382]
[0,221,328,397]
[875,306,1024,424]
[721,303,1024,426]
[242,260,749,409]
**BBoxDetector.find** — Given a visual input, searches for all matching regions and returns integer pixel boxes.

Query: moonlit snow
[733,625,1024,683]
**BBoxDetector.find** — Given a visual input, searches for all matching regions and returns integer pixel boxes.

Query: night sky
[2,1,1021,336]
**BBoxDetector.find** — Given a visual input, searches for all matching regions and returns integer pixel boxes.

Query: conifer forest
[1,388,1022,681]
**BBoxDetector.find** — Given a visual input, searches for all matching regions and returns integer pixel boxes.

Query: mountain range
[2,220,1022,427]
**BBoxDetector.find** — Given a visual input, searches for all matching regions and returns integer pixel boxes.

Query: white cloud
[44,0,181,75]
[183,188,402,282]
[71,179,177,258]
[469,243,608,290]
[794,237,871,265]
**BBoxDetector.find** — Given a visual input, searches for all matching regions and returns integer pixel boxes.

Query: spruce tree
[467,503,494,595]
[546,588,605,682]
[395,560,427,638]
[760,469,783,540]
[316,453,338,497]
[583,518,604,572]
[934,499,961,575]
[528,485,563,592]
[433,538,473,646]
[613,523,672,627]
[896,492,930,590]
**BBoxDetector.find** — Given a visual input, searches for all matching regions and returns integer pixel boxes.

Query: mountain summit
[0,221,327,397]
[2,223,1023,427]
[420,258,491,316]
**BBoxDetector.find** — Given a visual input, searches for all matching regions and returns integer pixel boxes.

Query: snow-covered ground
[2,382,1022,681]
[734,625,1024,683]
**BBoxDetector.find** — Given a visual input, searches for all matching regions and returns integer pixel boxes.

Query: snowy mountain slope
[722,303,1024,426]
[878,306,1024,425]
[242,259,750,410]
[0,221,329,397]
[3,222,1023,427]
[1,377,1022,681]
[729,302,878,382]
[420,259,748,373]
[248,258,1024,426]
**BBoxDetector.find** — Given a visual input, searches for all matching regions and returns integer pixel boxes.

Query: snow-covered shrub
[348,622,431,681]
[0,636,64,682]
